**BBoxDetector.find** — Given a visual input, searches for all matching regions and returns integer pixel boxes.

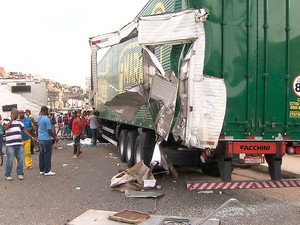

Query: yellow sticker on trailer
[290,111,300,118]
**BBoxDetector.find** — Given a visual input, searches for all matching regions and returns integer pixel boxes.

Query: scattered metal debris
[198,191,214,194]
[125,190,164,198]
[67,209,220,225]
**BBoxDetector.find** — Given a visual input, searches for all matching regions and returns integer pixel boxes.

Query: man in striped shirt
[3,108,35,181]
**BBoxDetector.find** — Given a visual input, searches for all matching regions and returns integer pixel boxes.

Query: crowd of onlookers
[0,107,101,181]
[50,109,101,142]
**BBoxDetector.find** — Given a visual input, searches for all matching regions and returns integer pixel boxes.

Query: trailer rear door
[200,0,300,140]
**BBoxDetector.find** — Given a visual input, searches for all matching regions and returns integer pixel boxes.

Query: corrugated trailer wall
[195,0,260,138]
[257,0,300,140]
[190,0,300,140]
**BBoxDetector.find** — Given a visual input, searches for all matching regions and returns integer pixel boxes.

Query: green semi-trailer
[89,0,300,181]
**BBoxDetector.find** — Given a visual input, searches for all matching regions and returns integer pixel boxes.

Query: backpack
[68,117,74,130]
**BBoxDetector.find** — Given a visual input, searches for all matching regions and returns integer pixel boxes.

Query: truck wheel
[126,131,138,167]
[119,130,129,162]
[134,132,155,166]
[163,146,196,167]
[286,146,295,155]
[201,163,220,177]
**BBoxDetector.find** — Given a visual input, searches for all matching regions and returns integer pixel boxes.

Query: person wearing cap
[19,110,33,169]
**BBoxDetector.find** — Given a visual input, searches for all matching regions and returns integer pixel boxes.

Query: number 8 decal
[293,75,300,97]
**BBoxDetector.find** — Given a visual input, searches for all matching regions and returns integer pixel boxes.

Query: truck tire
[163,146,196,167]
[134,132,155,166]
[286,146,295,155]
[126,131,138,167]
[201,163,220,177]
[119,130,129,162]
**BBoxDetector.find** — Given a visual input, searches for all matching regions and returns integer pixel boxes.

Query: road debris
[108,210,150,224]
[109,153,118,159]
[110,161,155,192]
[124,190,164,198]
[80,138,94,147]
[143,179,156,188]
[67,209,220,225]
[198,191,214,194]
[159,217,190,225]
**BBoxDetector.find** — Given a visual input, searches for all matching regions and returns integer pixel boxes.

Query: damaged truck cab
[89,0,300,182]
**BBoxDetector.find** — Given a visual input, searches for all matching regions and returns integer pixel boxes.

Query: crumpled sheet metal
[89,20,138,49]
[142,46,165,77]
[104,85,147,121]
[155,106,175,141]
[138,9,207,46]
[110,161,154,192]
[149,73,178,108]
[188,76,226,149]
[150,71,178,141]
[173,24,226,149]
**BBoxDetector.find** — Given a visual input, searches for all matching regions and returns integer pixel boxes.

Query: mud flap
[217,154,232,182]
[265,154,282,181]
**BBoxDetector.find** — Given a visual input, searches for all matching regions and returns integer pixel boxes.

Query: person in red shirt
[81,111,87,138]
[71,111,83,158]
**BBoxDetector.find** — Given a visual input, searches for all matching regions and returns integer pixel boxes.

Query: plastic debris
[143,179,157,188]
[80,138,94,147]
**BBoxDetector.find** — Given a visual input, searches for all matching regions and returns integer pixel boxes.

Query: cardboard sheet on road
[67,209,220,225]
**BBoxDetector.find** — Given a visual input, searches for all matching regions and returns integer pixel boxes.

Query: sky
[0,0,149,88]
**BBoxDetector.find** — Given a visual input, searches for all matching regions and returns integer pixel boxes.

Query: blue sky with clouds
[0,0,148,87]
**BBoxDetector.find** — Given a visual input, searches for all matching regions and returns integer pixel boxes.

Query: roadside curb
[251,165,300,179]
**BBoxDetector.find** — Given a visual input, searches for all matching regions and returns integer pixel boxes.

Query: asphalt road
[0,140,299,225]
